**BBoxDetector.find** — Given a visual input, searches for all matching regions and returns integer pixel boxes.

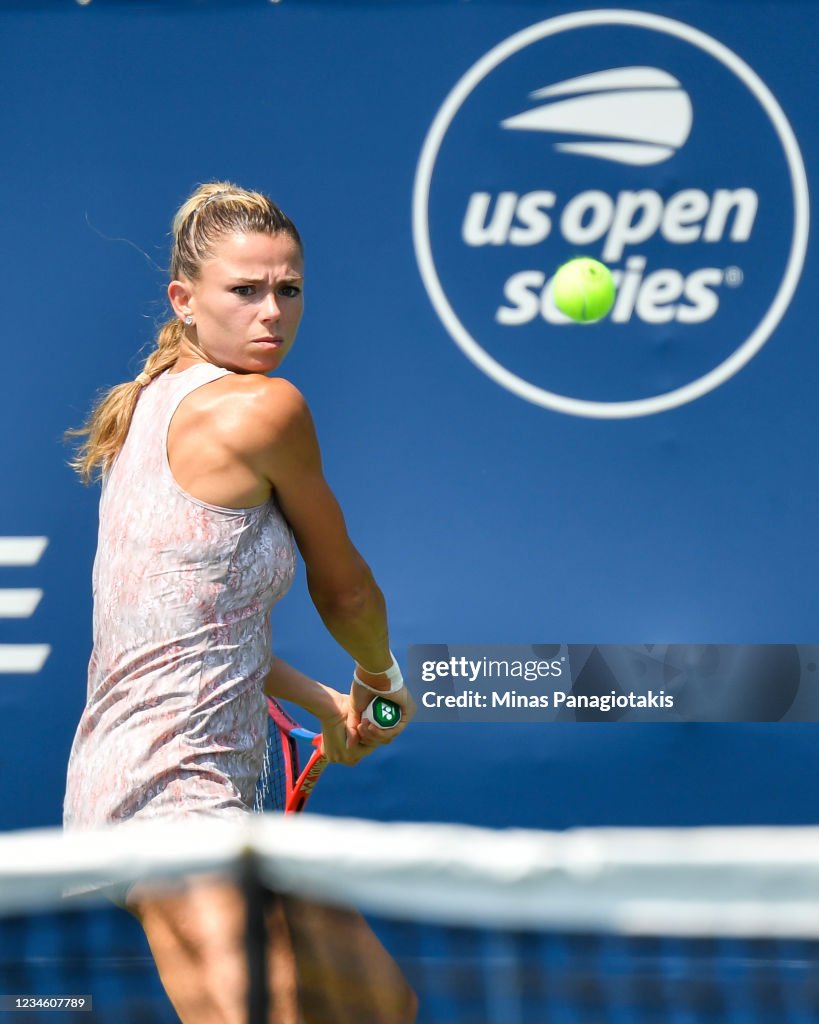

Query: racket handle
[362,696,402,729]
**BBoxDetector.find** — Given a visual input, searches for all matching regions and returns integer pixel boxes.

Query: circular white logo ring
[412,9,810,419]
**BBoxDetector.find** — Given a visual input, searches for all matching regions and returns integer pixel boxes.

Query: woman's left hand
[315,681,414,764]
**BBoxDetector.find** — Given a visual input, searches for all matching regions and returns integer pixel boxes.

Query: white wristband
[353,653,404,695]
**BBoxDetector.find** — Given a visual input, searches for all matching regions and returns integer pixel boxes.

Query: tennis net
[2,817,819,1022]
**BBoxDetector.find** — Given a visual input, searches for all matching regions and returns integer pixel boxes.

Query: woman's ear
[167,279,193,321]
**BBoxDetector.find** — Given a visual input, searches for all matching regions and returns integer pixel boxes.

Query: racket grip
[362,696,402,729]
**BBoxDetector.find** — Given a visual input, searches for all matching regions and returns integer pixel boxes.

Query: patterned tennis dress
[64,363,296,828]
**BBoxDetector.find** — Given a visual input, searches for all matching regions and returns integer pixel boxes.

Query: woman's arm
[233,377,413,743]
[262,656,367,764]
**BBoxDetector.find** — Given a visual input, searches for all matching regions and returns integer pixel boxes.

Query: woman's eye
[232,285,255,296]
[280,285,302,298]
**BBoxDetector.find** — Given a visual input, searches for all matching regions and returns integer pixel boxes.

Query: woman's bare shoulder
[201,373,314,453]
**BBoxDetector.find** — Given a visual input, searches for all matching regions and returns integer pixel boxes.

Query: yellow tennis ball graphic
[552,257,616,323]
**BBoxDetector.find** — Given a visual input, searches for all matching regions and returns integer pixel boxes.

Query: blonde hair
[67,181,302,483]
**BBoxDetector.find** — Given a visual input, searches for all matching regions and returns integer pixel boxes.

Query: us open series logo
[413,10,809,418]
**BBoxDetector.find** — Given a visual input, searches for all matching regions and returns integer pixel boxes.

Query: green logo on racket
[369,697,402,729]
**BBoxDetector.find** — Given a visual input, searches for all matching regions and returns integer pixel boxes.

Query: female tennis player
[64,181,416,1023]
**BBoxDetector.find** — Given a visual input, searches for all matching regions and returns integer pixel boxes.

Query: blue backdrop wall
[0,0,816,832]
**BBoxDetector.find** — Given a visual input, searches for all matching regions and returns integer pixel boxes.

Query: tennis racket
[254,695,401,814]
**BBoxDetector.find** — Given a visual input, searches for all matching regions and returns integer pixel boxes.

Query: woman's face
[173,231,304,375]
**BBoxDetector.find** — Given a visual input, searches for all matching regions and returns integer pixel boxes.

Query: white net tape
[2,816,819,936]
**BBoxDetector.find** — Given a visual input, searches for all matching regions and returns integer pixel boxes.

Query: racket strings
[254,714,295,813]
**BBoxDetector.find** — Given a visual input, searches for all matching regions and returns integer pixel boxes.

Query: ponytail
[66,319,183,483]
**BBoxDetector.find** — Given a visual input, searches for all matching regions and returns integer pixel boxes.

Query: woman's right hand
[350,671,415,750]
[316,679,414,765]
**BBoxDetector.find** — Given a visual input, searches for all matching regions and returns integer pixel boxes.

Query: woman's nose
[261,293,280,321]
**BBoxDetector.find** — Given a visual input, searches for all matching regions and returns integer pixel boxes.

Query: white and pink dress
[64,363,296,828]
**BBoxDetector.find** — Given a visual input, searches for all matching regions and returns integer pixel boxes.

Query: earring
[184,314,194,326]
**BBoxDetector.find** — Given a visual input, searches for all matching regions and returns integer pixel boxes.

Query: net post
[239,846,269,1024]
